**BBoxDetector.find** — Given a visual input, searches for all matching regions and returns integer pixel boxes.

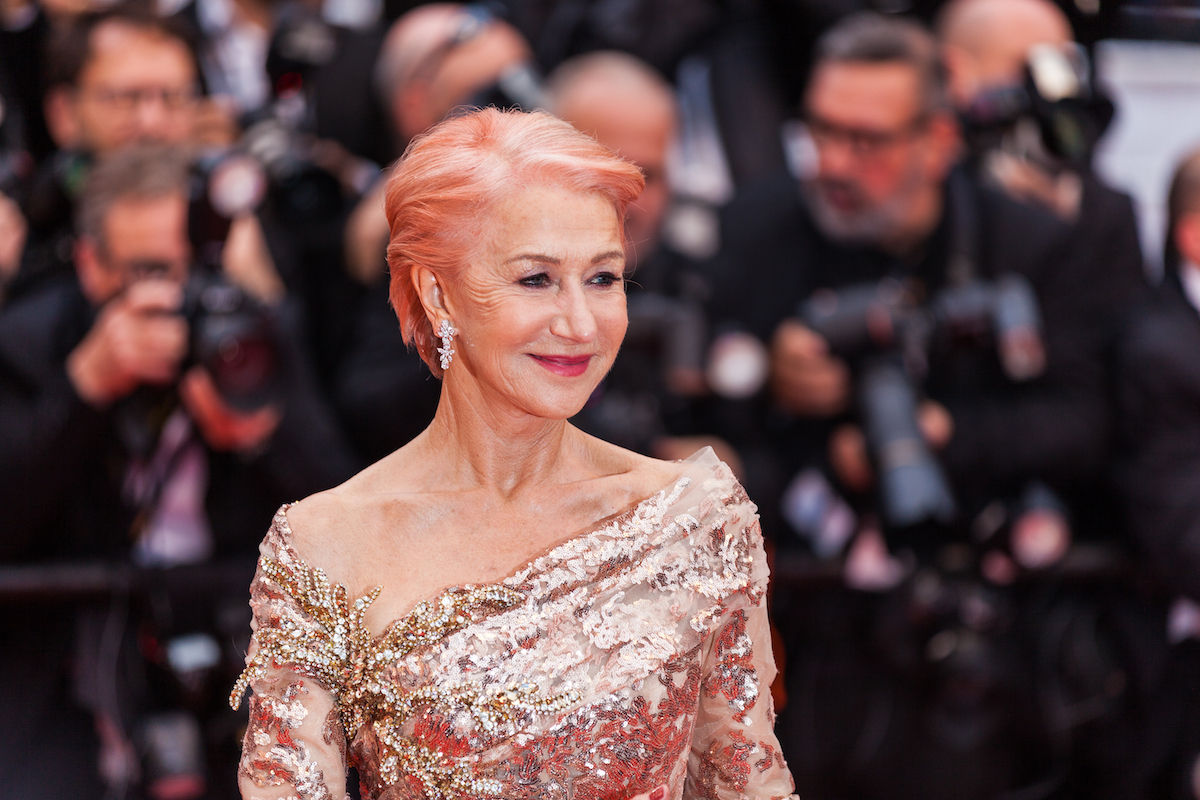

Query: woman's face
[445,183,628,421]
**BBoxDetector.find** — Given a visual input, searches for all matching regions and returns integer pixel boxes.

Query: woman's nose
[550,285,598,343]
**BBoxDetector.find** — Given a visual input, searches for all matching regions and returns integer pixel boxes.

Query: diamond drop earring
[437,319,457,371]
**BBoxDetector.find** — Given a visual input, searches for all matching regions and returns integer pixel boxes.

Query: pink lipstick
[531,354,592,377]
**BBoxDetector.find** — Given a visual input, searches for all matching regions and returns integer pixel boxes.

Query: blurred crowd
[2,0,1199,798]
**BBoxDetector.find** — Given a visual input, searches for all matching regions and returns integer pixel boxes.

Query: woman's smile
[530,353,594,377]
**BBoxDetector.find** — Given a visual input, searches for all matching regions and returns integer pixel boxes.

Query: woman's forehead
[476,186,623,258]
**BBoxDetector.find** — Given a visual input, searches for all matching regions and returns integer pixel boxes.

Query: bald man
[940,0,1073,109]
[546,51,717,456]
[940,0,1148,530]
[942,4,1165,796]
[548,51,676,267]
[374,3,539,147]
[346,4,539,286]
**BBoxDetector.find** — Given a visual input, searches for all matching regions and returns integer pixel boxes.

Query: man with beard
[709,11,1102,551]
[706,13,1107,798]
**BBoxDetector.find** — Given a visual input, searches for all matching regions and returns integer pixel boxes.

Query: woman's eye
[589,271,622,287]
[519,273,551,288]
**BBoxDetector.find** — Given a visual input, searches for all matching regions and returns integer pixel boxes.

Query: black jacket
[0,275,358,562]
[1117,271,1200,601]
[706,168,1109,538]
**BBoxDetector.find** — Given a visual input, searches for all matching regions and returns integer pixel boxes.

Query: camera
[798,274,1045,531]
[961,43,1115,169]
[183,154,283,414]
[229,1,346,220]
[182,268,284,412]
[113,162,284,458]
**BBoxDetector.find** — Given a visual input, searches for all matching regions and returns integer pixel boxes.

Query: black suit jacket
[0,275,359,561]
[1117,271,1200,601]
[706,168,1108,537]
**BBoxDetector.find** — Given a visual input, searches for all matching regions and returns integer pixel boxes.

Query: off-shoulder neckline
[269,447,730,640]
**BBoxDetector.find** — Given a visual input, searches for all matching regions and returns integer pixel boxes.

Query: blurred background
[3,0,1200,798]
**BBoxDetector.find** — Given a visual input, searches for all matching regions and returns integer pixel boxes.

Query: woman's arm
[685,521,798,800]
[232,526,352,800]
[237,658,348,800]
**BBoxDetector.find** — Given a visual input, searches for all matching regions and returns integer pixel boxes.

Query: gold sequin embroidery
[231,512,577,798]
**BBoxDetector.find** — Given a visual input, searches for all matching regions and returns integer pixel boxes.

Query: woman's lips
[531,354,592,377]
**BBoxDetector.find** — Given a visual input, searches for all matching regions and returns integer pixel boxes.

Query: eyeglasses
[81,86,199,113]
[805,114,929,159]
[98,252,190,290]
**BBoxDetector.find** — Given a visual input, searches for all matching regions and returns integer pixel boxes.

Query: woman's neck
[418,382,587,499]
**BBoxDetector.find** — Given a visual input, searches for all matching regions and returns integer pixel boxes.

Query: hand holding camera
[770,319,851,416]
[179,367,280,453]
[68,268,284,454]
[68,278,189,407]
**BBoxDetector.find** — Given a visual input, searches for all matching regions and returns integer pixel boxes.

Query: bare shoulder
[282,454,428,589]
[572,430,691,503]
[281,486,366,581]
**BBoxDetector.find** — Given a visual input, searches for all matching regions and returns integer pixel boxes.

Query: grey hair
[77,144,191,249]
[814,12,951,116]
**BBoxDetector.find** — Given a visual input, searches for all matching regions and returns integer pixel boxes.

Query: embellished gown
[231,448,799,800]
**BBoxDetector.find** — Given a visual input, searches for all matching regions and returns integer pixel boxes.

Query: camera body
[799,274,1044,531]
[961,43,1114,169]
[233,1,344,220]
[181,269,283,412]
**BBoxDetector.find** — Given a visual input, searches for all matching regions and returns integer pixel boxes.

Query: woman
[230,108,797,800]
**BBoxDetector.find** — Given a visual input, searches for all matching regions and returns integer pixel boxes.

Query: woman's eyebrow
[504,250,625,265]
[592,250,625,264]
[505,253,561,265]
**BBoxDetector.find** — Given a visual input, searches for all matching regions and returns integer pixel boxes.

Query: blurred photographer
[710,12,1100,553]
[0,144,355,799]
[707,13,1109,797]
[10,3,281,306]
[939,0,1150,544]
[1117,148,1200,800]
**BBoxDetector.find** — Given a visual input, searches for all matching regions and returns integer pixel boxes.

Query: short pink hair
[385,107,646,376]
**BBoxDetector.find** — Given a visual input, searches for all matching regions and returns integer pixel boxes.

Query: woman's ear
[413,265,451,323]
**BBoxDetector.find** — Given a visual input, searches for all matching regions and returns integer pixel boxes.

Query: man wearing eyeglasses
[0,143,358,800]
[42,12,200,157]
[706,13,1108,797]
[5,4,240,304]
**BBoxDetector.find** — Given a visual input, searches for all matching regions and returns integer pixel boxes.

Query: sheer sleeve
[231,508,357,800]
[685,513,798,800]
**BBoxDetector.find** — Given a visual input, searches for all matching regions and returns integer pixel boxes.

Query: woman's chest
[347,608,708,800]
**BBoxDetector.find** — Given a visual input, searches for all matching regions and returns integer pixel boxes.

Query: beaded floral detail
[231,510,579,798]
[703,609,759,725]
[240,680,339,800]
